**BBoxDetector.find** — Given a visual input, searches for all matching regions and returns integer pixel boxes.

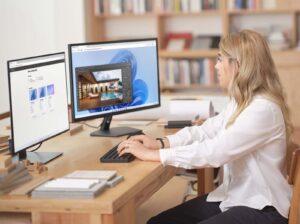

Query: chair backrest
[286,142,300,224]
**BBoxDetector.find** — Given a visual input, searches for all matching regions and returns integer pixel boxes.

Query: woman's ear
[233,59,240,76]
[236,59,240,69]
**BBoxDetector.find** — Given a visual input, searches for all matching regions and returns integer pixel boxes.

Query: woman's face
[215,53,237,89]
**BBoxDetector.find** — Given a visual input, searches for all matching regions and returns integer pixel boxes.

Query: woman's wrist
[156,137,168,149]
[156,138,165,149]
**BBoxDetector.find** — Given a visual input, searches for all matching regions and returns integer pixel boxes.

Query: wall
[0,0,85,114]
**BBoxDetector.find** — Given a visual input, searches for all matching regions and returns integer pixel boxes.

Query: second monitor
[68,38,160,137]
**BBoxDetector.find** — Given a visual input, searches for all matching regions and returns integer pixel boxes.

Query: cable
[79,121,101,129]
[28,142,43,152]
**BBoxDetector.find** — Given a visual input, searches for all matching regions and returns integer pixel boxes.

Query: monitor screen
[8,52,69,163]
[69,38,160,137]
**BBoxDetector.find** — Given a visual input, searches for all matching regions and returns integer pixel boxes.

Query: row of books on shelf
[165,33,220,50]
[227,0,279,10]
[96,0,219,15]
[97,0,153,14]
[160,58,218,86]
[159,0,219,12]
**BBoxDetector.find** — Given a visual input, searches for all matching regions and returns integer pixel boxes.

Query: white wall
[0,0,85,114]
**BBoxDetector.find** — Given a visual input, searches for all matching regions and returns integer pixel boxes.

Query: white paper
[64,170,117,180]
[169,100,214,120]
[44,178,99,189]
[115,95,228,121]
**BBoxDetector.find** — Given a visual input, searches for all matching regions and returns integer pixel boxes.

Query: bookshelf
[85,0,300,127]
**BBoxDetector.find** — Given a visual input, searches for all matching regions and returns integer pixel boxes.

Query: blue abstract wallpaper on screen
[72,44,159,118]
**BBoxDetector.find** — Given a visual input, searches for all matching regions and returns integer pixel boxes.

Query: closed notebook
[34,178,105,191]
[63,170,117,181]
[31,178,107,199]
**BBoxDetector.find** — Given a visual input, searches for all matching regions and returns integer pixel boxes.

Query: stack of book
[165,32,220,51]
[227,0,257,9]
[159,0,219,12]
[97,0,155,15]
[96,0,219,15]
[0,135,9,154]
[160,58,217,86]
[0,156,32,195]
[31,170,124,199]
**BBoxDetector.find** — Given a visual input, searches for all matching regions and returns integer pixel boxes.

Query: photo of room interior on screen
[76,63,133,111]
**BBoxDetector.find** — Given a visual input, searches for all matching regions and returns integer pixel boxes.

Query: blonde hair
[220,29,293,141]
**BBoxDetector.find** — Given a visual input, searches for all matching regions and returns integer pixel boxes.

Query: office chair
[286,142,300,224]
[177,168,220,202]
[176,168,198,202]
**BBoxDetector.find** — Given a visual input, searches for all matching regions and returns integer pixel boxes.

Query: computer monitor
[7,52,69,163]
[68,38,160,137]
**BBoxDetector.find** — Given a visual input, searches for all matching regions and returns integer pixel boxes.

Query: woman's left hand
[117,139,160,161]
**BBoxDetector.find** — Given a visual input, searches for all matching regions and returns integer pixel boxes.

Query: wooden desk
[0,122,176,224]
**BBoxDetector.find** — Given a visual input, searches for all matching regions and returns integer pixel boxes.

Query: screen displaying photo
[70,39,159,120]
[75,63,132,111]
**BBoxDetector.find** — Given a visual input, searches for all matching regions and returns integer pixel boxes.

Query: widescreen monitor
[7,52,69,163]
[69,38,160,137]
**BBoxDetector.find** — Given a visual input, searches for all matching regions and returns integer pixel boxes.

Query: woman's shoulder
[247,95,283,120]
[252,95,280,110]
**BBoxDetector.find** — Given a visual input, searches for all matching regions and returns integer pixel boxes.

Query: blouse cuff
[166,135,182,148]
[159,148,176,166]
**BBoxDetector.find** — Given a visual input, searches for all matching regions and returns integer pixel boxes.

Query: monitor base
[14,151,63,164]
[90,126,142,137]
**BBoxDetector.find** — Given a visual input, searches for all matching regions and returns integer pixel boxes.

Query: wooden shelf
[96,12,155,18]
[157,10,221,17]
[96,11,221,18]
[228,8,293,15]
[159,49,219,59]
[161,84,221,91]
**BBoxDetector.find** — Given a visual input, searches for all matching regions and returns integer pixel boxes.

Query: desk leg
[32,212,41,224]
[31,212,101,224]
[102,199,135,224]
[197,168,214,196]
[89,214,101,224]
[197,169,205,196]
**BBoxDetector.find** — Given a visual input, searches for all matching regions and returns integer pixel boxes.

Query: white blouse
[159,96,292,218]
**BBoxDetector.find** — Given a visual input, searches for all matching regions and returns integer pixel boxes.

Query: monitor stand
[15,150,63,164]
[90,116,142,137]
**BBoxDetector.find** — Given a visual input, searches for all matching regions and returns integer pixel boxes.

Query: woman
[117,30,293,224]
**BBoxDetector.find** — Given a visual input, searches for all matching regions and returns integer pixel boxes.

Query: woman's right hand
[128,134,161,150]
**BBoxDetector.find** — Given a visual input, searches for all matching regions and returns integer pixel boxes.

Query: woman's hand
[117,139,160,161]
[128,134,161,150]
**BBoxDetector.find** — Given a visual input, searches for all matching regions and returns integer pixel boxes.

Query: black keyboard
[100,144,135,163]
[100,131,145,163]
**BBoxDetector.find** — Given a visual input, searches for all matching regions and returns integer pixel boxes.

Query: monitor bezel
[68,38,161,122]
[7,52,70,155]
